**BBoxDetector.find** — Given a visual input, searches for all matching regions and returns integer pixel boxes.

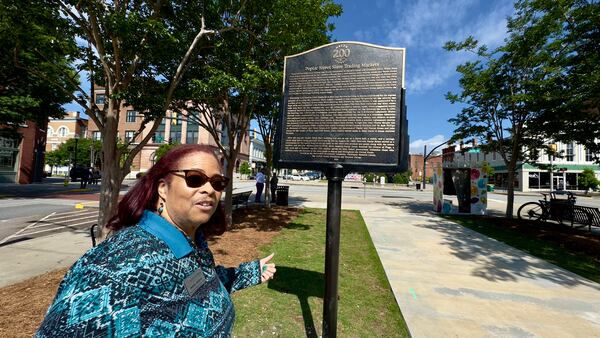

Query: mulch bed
[0,205,299,338]
[480,216,600,261]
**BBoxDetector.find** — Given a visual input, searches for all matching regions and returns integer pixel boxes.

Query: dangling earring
[158,202,164,215]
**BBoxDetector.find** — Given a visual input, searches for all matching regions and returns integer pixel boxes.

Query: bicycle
[517,191,577,224]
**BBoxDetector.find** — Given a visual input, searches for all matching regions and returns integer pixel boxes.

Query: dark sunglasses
[168,169,230,191]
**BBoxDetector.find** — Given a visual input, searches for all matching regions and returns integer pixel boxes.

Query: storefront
[0,135,20,183]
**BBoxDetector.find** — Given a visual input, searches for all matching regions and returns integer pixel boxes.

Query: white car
[291,174,302,180]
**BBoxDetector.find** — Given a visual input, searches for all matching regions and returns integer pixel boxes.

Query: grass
[232,208,409,337]
[444,215,600,283]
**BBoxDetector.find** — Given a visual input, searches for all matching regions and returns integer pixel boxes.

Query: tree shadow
[382,199,600,290]
[268,266,324,338]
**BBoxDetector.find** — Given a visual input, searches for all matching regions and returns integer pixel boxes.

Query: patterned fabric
[36,210,261,337]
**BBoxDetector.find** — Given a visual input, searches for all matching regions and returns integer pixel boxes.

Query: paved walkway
[2,191,600,336]
[300,195,600,337]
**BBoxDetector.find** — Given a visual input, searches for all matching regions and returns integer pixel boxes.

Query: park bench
[231,190,252,209]
[570,205,600,231]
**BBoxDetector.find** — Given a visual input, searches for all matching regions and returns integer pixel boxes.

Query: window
[153,131,164,143]
[566,143,574,162]
[170,131,181,144]
[126,110,137,123]
[586,148,594,162]
[51,144,57,150]
[57,126,68,137]
[47,126,54,136]
[95,94,106,105]
[125,130,135,142]
[186,130,198,144]
[92,131,101,141]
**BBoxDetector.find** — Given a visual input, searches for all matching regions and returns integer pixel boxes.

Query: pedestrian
[255,168,265,203]
[87,167,94,186]
[270,172,278,203]
[79,167,89,189]
[36,144,276,337]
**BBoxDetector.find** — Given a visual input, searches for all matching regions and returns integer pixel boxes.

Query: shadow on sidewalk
[383,199,600,291]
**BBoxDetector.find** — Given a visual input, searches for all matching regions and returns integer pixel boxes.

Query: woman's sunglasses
[168,169,230,191]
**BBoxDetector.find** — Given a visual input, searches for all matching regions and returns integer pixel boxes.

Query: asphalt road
[0,178,598,246]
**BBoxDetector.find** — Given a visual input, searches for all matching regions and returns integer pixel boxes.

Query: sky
[65,0,516,155]
[330,0,516,153]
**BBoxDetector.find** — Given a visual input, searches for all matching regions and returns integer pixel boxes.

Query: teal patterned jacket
[36,210,261,337]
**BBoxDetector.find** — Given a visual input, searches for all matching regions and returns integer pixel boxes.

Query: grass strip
[232,208,409,337]
[444,215,600,283]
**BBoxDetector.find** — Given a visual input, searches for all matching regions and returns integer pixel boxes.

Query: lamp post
[422,139,453,190]
[549,143,556,191]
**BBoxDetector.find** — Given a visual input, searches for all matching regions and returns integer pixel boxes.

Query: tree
[239,161,251,176]
[578,168,599,192]
[41,1,248,231]
[180,0,341,219]
[45,138,102,169]
[512,0,600,156]
[447,0,600,217]
[155,143,179,161]
[0,0,76,129]
[254,0,341,206]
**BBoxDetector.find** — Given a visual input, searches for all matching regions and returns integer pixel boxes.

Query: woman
[36,144,276,337]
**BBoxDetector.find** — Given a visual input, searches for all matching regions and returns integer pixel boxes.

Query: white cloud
[382,0,514,93]
[409,134,447,154]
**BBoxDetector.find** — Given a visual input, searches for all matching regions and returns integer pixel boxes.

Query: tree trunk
[98,113,122,237]
[223,152,237,225]
[505,158,518,219]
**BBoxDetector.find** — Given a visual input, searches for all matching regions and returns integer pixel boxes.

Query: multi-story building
[46,111,88,152]
[442,142,600,192]
[87,88,250,178]
[248,129,266,173]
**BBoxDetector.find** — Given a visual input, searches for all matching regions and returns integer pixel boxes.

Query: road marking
[0,209,99,244]
[30,214,98,229]
[0,212,55,245]
[488,198,506,204]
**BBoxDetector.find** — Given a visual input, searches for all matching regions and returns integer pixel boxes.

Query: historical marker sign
[274,41,409,172]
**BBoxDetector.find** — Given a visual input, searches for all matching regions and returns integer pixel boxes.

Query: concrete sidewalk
[300,195,600,337]
[2,192,600,336]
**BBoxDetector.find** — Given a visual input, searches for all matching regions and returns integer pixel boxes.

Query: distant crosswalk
[0,208,99,245]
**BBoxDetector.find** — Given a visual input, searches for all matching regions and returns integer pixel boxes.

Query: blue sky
[66,0,515,154]
[330,0,516,153]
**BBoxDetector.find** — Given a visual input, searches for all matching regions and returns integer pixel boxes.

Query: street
[1,179,599,246]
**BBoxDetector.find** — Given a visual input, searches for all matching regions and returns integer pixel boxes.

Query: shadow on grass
[268,266,324,338]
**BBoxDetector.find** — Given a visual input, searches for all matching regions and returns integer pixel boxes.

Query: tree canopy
[0,0,76,128]
[445,0,600,217]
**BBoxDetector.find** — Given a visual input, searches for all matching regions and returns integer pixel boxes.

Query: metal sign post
[323,164,343,337]
[273,41,409,337]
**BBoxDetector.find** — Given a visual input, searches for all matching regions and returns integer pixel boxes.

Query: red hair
[106,144,227,236]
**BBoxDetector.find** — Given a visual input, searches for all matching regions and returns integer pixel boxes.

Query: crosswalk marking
[0,209,99,245]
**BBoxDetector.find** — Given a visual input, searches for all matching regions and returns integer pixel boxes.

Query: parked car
[306,172,321,180]
[299,174,311,181]
[69,166,89,182]
[291,174,302,181]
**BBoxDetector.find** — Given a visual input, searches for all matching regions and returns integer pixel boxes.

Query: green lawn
[444,215,600,283]
[232,208,409,337]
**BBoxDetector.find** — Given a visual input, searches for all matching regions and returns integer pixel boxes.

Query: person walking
[270,172,279,204]
[255,169,265,203]
[36,144,276,337]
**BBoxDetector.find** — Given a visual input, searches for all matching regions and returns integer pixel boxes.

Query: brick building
[409,153,443,181]
[87,88,250,177]
[0,121,47,183]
